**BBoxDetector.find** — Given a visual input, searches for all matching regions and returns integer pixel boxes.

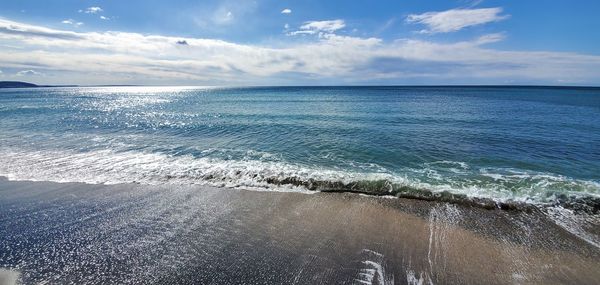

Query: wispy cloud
[374,18,396,35]
[0,19,82,40]
[474,32,506,45]
[281,9,292,14]
[406,8,508,34]
[301,20,345,33]
[81,7,103,14]
[99,16,110,20]
[16,69,42,76]
[214,10,234,25]
[61,19,83,27]
[289,20,345,35]
[0,18,599,85]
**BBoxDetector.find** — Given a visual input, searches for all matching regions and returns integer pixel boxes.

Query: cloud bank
[0,17,599,85]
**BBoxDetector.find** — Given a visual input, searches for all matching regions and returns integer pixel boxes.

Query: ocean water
[0,86,599,205]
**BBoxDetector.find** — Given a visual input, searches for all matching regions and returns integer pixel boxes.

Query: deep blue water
[0,86,599,203]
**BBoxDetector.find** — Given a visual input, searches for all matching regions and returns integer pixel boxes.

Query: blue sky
[1,0,600,85]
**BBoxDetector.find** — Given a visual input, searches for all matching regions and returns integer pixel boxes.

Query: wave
[263,176,599,213]
[0,147,598,212]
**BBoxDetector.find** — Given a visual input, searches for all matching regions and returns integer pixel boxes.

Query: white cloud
[1,19,82,40]
[16,69,42,76]
[284,23,289,30]
[0,18,599,85]
[82,7,103,14]
[289,19,345,36]
[281,9,292,14]
[100,16,110,20]
[474,33,506,45]
[61,19,83,27]
[222,11,233,22]
[301,20,345,33]
[406,8,508,34]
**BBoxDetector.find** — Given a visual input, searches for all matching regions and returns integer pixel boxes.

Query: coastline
[1,178,599,284]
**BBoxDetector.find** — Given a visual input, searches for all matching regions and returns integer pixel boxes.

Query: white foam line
[0,147,598,204]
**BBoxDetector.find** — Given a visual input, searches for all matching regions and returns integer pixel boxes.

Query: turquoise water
[0,86,599,204]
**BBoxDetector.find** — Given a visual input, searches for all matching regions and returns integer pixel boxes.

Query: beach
[2,0,600,282]
[1,86,599,284]
[1,178,599,284]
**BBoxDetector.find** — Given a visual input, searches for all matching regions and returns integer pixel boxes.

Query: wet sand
[1,179,599,284]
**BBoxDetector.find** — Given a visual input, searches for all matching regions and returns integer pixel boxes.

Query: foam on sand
[0,269,20,285]
[2,180,599,284]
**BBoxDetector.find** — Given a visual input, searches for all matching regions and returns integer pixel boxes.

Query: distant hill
[0,81,39,88]
[0,81,79,88]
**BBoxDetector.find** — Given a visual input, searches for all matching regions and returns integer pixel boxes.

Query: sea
[1,86,599,207]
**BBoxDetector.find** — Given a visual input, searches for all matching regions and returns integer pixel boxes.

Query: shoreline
[1,179,600,284]
[3,175,599,214]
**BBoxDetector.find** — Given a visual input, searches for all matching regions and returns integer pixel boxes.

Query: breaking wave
[0,147,598,212]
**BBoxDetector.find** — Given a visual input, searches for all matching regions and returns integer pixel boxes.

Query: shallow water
[1,180,599,284]
[0,86,599,204]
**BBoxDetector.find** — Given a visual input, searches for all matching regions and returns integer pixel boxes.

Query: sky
[1,0,600,86]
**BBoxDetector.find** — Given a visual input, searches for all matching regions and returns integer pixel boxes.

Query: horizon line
[2,81,600,90]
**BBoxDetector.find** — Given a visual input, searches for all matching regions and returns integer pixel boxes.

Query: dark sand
[1,179,599,284]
